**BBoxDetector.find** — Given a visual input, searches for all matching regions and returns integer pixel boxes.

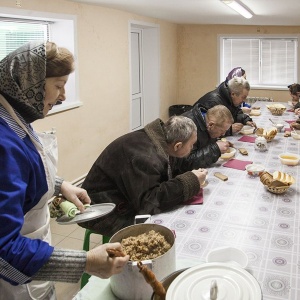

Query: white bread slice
[285,174,295,185]
[273,171,281,181]
[280,173,287,183]
[273,171,295,185]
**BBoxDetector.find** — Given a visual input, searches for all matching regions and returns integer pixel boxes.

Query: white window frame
[218,34,300,90]
[0,7,81,115]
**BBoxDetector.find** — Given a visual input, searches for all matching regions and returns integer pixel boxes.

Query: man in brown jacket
[79,116,207,237]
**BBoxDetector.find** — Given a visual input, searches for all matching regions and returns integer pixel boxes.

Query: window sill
[47,101,83,116]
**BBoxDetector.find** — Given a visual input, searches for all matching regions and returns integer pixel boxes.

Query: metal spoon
[253,126,258,134]
[269,118,277,126]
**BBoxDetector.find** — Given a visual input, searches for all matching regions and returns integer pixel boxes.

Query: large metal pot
[109,223,176,300]
[151,268,188,300]
[152,263,263,300]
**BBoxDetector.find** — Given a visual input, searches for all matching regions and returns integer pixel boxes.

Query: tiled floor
[50,218,103,300]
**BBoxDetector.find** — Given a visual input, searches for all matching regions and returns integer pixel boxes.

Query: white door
[130,22,160,131]
[131,29,143,131]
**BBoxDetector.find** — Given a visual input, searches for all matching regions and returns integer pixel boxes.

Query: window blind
[0,20,49,60]
[221,37,297,87]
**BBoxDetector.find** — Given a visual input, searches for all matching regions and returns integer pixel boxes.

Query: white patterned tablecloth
[150,102,300,300]
[75,102,299,300]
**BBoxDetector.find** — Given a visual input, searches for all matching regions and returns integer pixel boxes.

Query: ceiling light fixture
[221,0,253,19]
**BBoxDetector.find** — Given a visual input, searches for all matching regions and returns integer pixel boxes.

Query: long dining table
[74,101,300,300]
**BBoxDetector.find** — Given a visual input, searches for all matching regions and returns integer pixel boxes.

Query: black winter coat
[193,82,252,136]
[172,105,221,171]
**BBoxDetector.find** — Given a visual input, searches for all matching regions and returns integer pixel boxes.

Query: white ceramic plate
[56,203,115,225]
[166,262,262,300]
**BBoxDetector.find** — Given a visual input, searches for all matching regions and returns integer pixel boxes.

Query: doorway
[130,21,160,131]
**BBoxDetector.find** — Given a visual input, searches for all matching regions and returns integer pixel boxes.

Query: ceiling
[68,0,300,26]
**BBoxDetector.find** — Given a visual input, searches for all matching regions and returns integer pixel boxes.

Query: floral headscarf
[0,41,46,123]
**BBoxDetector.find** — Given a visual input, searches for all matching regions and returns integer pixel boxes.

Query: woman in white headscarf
[0,41,129,300]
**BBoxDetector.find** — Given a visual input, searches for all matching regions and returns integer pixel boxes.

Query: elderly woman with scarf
[0,41,129,300]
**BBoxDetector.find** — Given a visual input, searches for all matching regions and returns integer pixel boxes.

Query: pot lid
[56,203,115,225]
[166,262,262,300]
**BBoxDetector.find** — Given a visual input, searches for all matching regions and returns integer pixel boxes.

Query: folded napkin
[285,120,296,124]
[238,136,256,143]
[185,189,203,205]
[222,159,253,170]
[287,109,294,112]
[284,128,291,132]
[49,196,90,218]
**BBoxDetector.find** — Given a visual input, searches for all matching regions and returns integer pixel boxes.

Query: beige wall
[177,24,300,105]
[1,0,178,181]
[1,1,299,181]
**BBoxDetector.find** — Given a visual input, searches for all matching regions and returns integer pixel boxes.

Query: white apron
[0,96,58,300]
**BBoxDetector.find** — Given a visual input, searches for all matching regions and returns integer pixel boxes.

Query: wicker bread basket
[265,185,290,194]
[266,104,286,116]
[256,127,277,142]
[260,171,294,194]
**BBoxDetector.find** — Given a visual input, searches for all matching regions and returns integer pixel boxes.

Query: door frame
[129,20,160,131]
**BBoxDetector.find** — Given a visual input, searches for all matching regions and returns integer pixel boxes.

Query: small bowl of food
[249,109,261,116]
[278,153,300,166]
[220,147,236,160]
[274,123,284,132]
[240,125,254,135]
[291,130,300,140]
[245,164,265,176]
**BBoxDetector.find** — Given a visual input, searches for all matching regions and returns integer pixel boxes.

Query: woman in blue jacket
[0,41,128,300]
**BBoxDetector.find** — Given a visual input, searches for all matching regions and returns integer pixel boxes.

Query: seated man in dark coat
[79,116,208,237]
[172,104,234,171]
[194,76,256,136]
